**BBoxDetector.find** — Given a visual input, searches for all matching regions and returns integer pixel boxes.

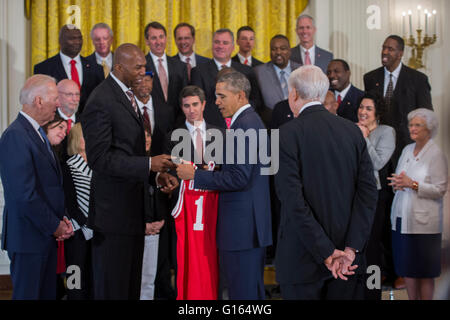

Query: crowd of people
[0,13,448,301]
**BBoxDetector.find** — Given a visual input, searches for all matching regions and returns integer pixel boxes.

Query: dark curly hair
[358,91,387,121]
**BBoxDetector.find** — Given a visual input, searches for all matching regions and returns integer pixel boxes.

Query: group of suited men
[1,11,433,300]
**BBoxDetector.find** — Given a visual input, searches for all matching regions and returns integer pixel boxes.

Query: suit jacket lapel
[55,54,69,80]
[267,62,284,100]
[107,76,142,125]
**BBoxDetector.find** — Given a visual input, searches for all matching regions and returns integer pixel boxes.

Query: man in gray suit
[290,14,333,74]
[254,35,301,111]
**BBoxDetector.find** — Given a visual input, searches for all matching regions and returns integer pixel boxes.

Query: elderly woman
[61,123,93,300]
[388,108,448,300]
[357,92,396,300]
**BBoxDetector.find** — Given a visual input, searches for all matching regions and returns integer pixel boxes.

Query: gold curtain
[28,0,308,72]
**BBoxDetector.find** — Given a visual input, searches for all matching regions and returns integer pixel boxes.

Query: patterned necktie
[385,73,394,110]
[67,119,72,134]
[38,127,55,162]
[125,90,138,115]
[70,60,81,89]
[142,106,152,133]
[185,57,192,82]
[304,50,312,65]
[195,128,203,164]
[280,70,288,99]
[158,58,168,101]
[101,60,110,78]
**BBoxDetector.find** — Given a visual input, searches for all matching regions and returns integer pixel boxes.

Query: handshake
[324,247,358,281]
[53,217,75,241]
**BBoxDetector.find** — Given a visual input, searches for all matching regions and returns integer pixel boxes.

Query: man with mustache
[34,24,104,115]
[327,59,364,123]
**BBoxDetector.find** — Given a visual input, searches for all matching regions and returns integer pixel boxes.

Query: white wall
[0,0,29,274]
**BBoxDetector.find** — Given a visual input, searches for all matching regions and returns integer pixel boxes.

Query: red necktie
[337,95,342,109]
[125,90,138,115]
[70,60,81,89]
[244,58,248,65]
[225,118,232,129]
[67,119,72,134]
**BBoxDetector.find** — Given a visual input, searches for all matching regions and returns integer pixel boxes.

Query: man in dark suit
[81,43,175,300]
[275,65,377,300]
[33,24,104,115]
[364,35,432,167]
[327,59,364,122]
[191,28,262,128]
[86,22,114,79]
[232,26,263,67]
[172,22,209,81]
[290,15,333,74]
[144,21,188,126]
[177,72,272,299]
[0,75,74,299]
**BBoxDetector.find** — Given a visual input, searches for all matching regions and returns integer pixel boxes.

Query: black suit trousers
[91,231,144,300]
[281,274,365,300]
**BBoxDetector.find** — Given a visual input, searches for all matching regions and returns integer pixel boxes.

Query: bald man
[57,79,80,130]
[323,90,339,116]
[34,24,104,114]
[81,43,176,299]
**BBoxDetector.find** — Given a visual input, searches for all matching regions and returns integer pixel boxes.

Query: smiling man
[86,23,114,78]
[81,43,175,300]
[144,21,188,126]
[327,59,364,122]
[34,24,104,115]
[290,15,333,73]
[176,72,272,300]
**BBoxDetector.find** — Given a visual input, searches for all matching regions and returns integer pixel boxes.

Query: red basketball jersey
[172,174,219,300]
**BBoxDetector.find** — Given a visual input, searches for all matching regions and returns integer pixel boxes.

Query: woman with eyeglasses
[388,108,448,300]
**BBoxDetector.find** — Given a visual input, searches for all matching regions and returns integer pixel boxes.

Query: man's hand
[157,172,179,194]
[336,247,359,280]
[176,163,195,181]
[151,154,176,172]
[145,220,165,235]
[54,217,74,241]
[324,249,346,279]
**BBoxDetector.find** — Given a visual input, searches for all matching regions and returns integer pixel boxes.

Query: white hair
[408,108,438,138]
[288,65,329,103]
[296,14,316,28]
[19,74,56,106]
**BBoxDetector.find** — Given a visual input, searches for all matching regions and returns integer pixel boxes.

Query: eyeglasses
[59,92,80,98]
[408,123,426,128]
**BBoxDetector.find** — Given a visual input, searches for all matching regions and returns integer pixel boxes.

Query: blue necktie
[280,70,289,99]
[38,127,55,162]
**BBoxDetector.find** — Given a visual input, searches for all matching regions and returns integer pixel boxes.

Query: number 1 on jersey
[193,196,204,231]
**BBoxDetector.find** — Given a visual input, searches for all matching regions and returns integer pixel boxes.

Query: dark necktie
[186,57,192,82]
[38,127,55,162]
[142,105,152,134]
[385,73,394,110]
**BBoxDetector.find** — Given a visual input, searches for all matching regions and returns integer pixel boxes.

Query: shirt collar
[298,101,321,116]
[384,62,403,78]
[213,58,231,70]
[150,51,167,65]
[185,119,206,134]
[60,51,81,65]
[178,52,195,63]
[237,53,252,65]
[135,96,153,112]
[336,83,352,99]
[95,51,112,64]
[110,72,131,94]
[58,108,76,122]
[273,61,292,74]
[230,104,252,127]
[300,45,315,54]
[20,111,41,132]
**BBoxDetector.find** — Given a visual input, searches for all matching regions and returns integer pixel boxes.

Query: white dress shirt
[58,108,76,123]
[136,97,156,134]
[95,51,113,70]
[230,104,252,127]
[214,58,232,70]
[178,52,197,68]
[237,53,252,66]
[335,83,352,101]
[59,51,83,85]
[20,111,44,142]
[383,62,402,96]
[185,120,207,153]
[149,51,169,80]
[300,45,316,66]
[298,101,321,116]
